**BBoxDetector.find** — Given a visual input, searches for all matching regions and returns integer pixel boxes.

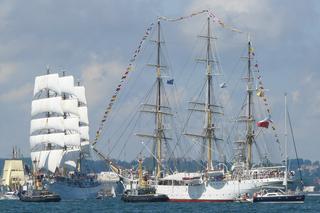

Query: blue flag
[167,79,174,85]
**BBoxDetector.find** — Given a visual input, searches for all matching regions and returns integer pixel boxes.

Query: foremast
[204,17,214,171]
[135,19,169,179]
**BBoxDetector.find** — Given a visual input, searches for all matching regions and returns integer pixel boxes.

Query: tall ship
[30,69,117,199]
[0,147,26,200]
[92,13,290,202]
[142,18,285,202]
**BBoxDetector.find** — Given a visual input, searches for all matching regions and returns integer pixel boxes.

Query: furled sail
[31,97,63,117]
[33,73,61,96]
[30,117,64,135]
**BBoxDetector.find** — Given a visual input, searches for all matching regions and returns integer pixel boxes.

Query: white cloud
[81,60,125,107]
[291,90,300,104]
[0,83,32,102]
[183,0,287,41]
[0,63,16,84]
[0,0,14,31]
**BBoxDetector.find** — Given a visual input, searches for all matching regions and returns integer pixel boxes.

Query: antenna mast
[284,93,288,191]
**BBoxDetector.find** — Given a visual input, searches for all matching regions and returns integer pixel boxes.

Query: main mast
[205,17,213,171]
[155,19,162,178]
[46,67,52,150]
[246,37,254,169]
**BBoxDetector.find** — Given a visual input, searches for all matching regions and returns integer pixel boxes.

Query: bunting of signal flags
[251,49,280,144]
[92,22,155,146]
[93,10,247,146]
[159,10,208,22]
[159,10,245,34]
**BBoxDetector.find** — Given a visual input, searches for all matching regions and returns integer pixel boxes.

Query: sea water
[0,196,319,213]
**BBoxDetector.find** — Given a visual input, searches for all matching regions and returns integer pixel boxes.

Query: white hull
[47,181,117,200]
[0,193,19,200]
[156,177,284,202]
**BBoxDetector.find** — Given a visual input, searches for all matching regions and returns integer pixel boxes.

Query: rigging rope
[287,105,304,187]
[92,9,247,148]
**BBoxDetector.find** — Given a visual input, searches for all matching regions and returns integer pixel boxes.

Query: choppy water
[1,196,319,213]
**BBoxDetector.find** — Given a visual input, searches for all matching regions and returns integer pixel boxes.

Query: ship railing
[230,170,294,181]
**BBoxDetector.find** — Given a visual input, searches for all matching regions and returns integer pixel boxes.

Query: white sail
[30,117,64,134]
[31,150,50,170]
[64,160,77,168]
[61,149,80,168]
[59,75,75,95]
[80,141,90,156]
[31,149,64,173]
[64,117,79,132]
[31,97,63,117]
[47,149,64,173]
[78,106,89,125]
[64,134,81,147]
[62,99,79,116]
[73,86,87,105]
[30,133,65,149]
[33,73,61,96]
[79,126,89,140]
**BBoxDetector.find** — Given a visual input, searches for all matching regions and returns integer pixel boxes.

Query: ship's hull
[253,194,305,203]
[47,181,117,200]
[156,177,284,202]
[121,194,169,202]
[20,193,61,202]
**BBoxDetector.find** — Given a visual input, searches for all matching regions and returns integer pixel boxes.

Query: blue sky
[0,0,319,162]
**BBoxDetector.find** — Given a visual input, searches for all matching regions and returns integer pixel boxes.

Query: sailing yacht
[30,69,117,199]
[252,94,305,203]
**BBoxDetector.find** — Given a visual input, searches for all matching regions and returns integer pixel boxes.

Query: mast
[284,93,288,191]
[46,67,52,150]
[184,16,217,171]
[155,19,162,178]
[205,16,213,171]
[77,80,82,173]
[246,36,254,169]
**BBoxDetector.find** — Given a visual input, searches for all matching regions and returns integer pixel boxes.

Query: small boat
[121,187,169,202]
[235,193,253,203]
[0,191,20,200]
[19,189,61,202]
[19,170,61,202]
[96,189,116,199]
[253,94,305,204]
[121,158,168,202]
[253,189,305,203]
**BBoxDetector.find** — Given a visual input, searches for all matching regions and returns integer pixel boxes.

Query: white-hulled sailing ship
[30,69,117,199]
[104,16,291,202]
